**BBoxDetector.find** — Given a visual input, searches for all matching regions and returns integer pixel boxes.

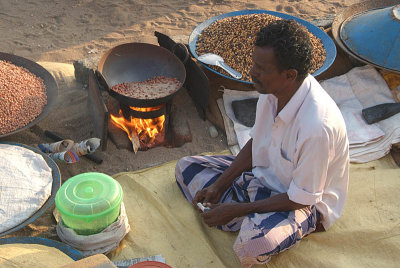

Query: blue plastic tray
[0,236,85,261]
[188,10,337,84]
[0,142,61,237]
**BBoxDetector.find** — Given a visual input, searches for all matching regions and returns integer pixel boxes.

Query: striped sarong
[175,155,318,267]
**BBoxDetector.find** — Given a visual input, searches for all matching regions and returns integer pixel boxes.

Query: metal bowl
[0,142,61,237]
[188,9,337,84]
[97,42,186,107]
[0,53,58,138]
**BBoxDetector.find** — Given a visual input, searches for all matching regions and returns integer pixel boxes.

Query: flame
[130,104,164,112]
[110,106,165,150]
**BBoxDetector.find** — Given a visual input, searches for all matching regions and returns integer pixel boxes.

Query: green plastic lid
[55,172,123,220]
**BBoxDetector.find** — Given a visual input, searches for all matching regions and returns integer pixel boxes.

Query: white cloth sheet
[321,66,400,163]
[0,144,52,233]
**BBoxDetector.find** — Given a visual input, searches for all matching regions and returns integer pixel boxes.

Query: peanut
[196,14,326,81]
[0,60,47,135]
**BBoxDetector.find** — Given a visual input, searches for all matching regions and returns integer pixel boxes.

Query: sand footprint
[283,6,295,14]
[332,2,344,8]
[245,3,258,9]
[52,15,65,25]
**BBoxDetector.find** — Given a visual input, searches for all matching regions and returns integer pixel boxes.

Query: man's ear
[286,69,298,81]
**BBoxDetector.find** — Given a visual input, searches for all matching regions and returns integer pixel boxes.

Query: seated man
[175,19,349,267]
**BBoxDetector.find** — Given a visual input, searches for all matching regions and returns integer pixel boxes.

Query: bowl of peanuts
[189,9,337,84]
[0,52,58,138]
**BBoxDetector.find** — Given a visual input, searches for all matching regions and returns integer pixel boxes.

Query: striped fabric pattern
[175,155,317,267]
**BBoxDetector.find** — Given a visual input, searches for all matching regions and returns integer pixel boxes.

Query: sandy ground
[0,0,362,241]
[0,0,362,63]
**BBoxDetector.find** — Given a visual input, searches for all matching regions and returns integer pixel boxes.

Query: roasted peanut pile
[0,60,47,135]
[111,76,181,100]
[196,14,326,81]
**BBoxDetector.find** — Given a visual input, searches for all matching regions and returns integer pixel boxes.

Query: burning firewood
[131,130,141,154]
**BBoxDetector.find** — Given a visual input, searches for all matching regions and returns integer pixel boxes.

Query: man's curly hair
[255,19,314,81]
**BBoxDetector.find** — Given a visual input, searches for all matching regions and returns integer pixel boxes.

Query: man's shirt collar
[277,74,312,124]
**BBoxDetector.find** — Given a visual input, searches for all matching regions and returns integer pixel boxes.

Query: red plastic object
[129,261,172,268]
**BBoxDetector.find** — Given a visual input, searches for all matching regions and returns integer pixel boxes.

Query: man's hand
[201,203,238,227]
[192,139,254,213]
[192,184,223,212]
[197,192,310,226]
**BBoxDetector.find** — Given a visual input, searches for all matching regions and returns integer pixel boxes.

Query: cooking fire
[87,42,190,152]
[110,105,166,153]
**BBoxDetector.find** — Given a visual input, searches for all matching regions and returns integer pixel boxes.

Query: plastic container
[129,261,172,268]
[55,172,123,235]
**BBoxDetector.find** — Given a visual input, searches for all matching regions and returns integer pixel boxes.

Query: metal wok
[0,52,58,138]
[97,43,186,107]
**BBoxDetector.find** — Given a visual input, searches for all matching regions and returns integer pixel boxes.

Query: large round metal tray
[0,236,85,261]
[188,9,337,84]
[0,142,61,237]
[332,0,399,73]
[0,53,58,138]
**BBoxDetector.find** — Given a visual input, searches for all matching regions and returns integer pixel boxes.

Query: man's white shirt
[250,75,349,230]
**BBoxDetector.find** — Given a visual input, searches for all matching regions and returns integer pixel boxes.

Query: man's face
[250,46,290,96]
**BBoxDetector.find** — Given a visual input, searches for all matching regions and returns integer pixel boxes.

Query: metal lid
[340,4,400,72]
